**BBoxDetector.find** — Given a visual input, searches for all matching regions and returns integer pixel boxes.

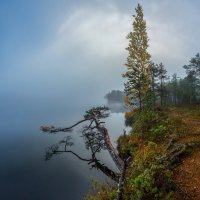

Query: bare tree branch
[41,118,91,133]
[41,106,124,183]
[54,150,92,162]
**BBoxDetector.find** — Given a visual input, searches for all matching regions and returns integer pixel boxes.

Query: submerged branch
[93,159,120,182]
[46,147,120,182]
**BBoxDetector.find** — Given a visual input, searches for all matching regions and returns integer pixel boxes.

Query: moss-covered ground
[85,105,200,200]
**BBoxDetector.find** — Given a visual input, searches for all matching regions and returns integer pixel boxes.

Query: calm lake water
[0,100,126,200]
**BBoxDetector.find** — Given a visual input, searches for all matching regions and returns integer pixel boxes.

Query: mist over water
[1,1,200,199]
[0,93,126,200]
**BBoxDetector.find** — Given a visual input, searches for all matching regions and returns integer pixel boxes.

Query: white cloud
[147,19,187,75]
[50,4,193,77]
[0,6,132,109]
[3,1,198,104]
[143,0,200,76]
[56,8,131,58]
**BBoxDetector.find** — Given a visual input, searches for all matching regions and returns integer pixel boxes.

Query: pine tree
[170,73,179,105]
[183,53,200,78]
[183,53,200,101]
[123,4,151,110]
[180,71,197,104]
[156,63,168,106]
[149,62,158,107]
[150,62,158,97]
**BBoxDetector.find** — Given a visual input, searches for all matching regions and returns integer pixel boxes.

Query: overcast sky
[0,0,200,121]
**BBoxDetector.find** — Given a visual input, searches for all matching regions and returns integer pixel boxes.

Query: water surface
[0,100,125,200]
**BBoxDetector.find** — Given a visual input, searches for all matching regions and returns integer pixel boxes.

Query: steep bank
[86,106,200,200]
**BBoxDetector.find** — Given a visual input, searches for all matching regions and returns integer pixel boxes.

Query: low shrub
[85,179,117,200]
[125,109,137,127]
[133,109,159,138]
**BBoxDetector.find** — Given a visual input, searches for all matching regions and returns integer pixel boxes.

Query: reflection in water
[41,107,124,182]
[0,104,126,200]
[41,106,130,199]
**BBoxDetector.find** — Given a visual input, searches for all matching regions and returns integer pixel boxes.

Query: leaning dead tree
[41,106,130,200]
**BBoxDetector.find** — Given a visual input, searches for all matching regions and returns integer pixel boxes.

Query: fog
[1,0,200,199]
